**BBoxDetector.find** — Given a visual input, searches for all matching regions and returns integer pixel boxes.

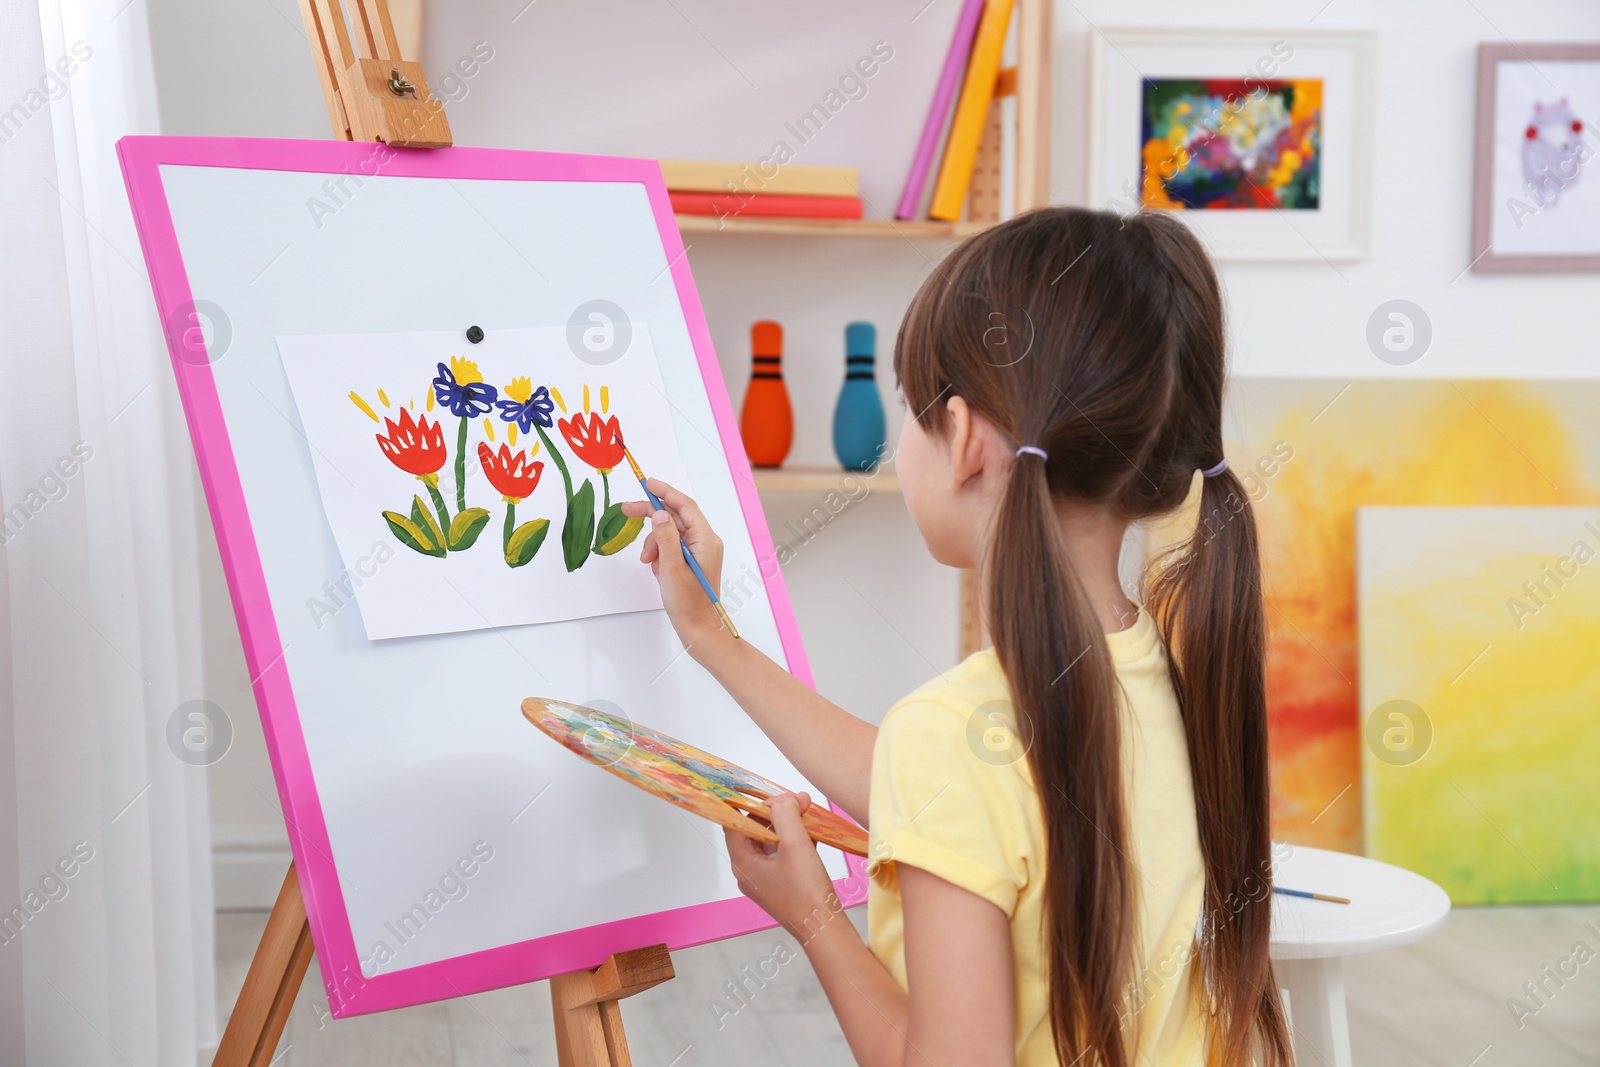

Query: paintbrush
[621,444,739,640]
[1273,886,1351,905]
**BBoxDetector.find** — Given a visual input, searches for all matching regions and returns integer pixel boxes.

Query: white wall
[146,0,1600,905]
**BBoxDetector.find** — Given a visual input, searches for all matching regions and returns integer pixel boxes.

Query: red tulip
[558,411,626,474]
[376,407,446,477]
[478,442,544,501]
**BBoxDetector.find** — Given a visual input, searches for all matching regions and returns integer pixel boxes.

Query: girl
[621,207,1291,1066]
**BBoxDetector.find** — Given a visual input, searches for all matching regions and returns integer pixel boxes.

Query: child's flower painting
[277,325,692,639]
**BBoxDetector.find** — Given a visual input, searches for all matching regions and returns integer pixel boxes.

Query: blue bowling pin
[832,321,887,472]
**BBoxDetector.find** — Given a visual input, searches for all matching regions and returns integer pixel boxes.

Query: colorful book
[896,0,987,220]
[669,191,864,220]
[928,0,1015,221]
[658,159,860,199]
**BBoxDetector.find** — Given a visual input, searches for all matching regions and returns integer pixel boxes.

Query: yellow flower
[449,355,484,385]
[504,376,533,403]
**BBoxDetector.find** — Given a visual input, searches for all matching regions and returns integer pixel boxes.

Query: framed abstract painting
[1472,43,1600,271]
[1088,28,1374,262]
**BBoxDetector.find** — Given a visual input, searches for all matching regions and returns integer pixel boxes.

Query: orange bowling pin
[740,320,793,467]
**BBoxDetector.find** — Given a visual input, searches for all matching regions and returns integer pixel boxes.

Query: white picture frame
[1087,27,1375,263]
[1471,43,1600,272]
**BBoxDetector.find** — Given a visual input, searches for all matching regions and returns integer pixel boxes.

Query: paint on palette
[522,697,868,857]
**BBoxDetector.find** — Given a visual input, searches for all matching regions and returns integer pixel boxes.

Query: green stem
[536,423,574,503]
[503,500,515,552]
[423,479,451,540]
[454,416,469,512]
[602,470,611,512]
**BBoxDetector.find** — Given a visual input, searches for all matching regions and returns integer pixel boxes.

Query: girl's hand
[621,479,727,646]
[723,793,841,941]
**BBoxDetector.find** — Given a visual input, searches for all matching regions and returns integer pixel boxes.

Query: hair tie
[1015,446,1048,461]
[1201,458,1229,478]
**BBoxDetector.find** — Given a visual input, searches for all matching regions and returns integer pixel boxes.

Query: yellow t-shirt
[866,609,1208,1066]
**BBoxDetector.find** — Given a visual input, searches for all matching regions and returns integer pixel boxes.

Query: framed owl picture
[1472,43,1600,271]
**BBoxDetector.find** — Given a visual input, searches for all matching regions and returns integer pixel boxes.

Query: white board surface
[154,159,845,987]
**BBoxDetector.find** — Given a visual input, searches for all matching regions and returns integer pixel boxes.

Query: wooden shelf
[681,0,1048,660]
[752,465,900,494]
[675,215,990,240]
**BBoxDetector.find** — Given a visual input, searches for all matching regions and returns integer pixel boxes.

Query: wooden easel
[294,0,451,147]
[216,866,672,1065]
[217,2,1051,1058]
[214,3,674,1063]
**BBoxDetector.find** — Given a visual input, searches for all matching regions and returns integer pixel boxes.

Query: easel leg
[214,864,314,1067]
[214,866,673,1067]
[550,944,674,1067]
[597,1001,632,1067]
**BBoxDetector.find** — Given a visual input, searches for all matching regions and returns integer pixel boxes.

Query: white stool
[1270,844,1451,1067]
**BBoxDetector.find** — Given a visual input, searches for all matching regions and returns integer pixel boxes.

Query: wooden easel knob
[297,0,452,147]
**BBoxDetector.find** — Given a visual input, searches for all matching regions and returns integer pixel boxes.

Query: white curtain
[0,0,216,1062]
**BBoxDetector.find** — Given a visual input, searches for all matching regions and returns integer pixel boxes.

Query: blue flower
[496,378,555,432]
[433,359,497,418]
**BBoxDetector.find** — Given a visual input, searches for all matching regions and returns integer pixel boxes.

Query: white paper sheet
[278,324,691,639]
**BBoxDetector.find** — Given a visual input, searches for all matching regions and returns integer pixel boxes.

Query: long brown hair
[893,207,1291,1067]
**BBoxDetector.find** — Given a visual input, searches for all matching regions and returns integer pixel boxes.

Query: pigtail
[1147,468,1293,1067]
[987,452,1136,1067]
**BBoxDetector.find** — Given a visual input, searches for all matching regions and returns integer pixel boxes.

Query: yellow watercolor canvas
[1192,380,1600,855]
[1358,506,1600,903]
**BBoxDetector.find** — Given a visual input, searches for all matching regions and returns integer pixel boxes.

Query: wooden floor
[212,905,1600,1065]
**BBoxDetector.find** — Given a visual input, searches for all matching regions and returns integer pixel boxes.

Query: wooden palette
[522,697,868,857]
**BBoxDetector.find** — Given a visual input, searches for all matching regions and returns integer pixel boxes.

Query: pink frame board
[117,136,867,1016]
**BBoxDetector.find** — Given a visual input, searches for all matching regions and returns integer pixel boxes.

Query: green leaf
[562,479,596,572]
[593,503,645,556]
[383,509,444,557]
[505,518,550,568]
[447,507,491,551]
[410,495,448,555]
[594,500,626,545]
